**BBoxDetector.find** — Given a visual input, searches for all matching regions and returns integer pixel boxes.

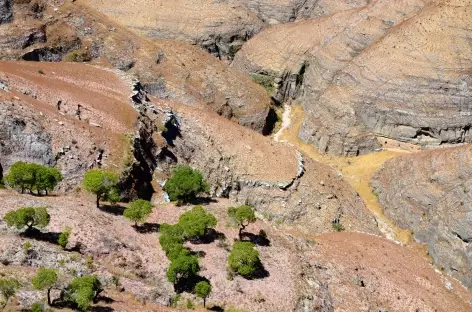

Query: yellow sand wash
[277,105,414,244]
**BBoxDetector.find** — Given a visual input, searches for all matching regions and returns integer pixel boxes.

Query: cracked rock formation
[372,145,472,289]
[0,0,12,24]
[233,0,472,155]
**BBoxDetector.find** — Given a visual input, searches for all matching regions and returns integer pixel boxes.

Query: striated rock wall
[233,0,472,155]
[372,145,472,289]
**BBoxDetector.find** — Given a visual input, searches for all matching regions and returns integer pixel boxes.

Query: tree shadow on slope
[240,231,271,247]
[174,275,210,294]
[98,204,126,216]
[20,228,61,245]
[189,228,226,245]
[133,222,160,234]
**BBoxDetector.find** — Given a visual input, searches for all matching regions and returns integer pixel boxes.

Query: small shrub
[332,220,344,232]
[63,49,92,62]
[85,256,94,270]
[38,69,45,75]
[186,298,194,309]
[163,165,209,203]
[111,276,120,288]
[58,227,71,249]
[250,74,275,94]
[169,293,181,307]
[31,302,43,312]
[23,241,32,252]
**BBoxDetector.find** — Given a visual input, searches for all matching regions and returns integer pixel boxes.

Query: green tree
[5,162,34,193]
[166,254,199,285]
[5,162,62,195]
[62,276,102,311]
[123,199,153,226]
[194,281,211,308]
[31,303,43,312]
[228,205,256,240]
[35,167,63,195]
[0,278,20,310]
[4,207,50,231]
[178,206,217,241]
[163,165,209,203]
[159,224,187,260]
[32,268,57,305]
[82,169,119,208]
[58,227,71,249]
[228,242,261,278]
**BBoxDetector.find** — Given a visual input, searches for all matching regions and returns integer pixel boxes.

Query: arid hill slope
[0,0,271,132]
[233,0,472,155]
[83,0,368,59]
[0,191,470,311]
[372,144,472,289]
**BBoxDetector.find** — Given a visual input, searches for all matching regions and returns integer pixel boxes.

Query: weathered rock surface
[372,145,472,289]
[0,0,271,132]
[233,0,472,155]
[0,0,12,24]
[149,99,380,236]
[83,0,369,60]
[0,61,138,190]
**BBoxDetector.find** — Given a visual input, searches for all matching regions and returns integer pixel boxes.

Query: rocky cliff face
[146,99,380,236]
[372,145,472,289]
[233,0,472,155]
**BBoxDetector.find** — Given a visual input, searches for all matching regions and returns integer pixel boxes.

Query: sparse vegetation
[4,207,50,231]
[228,205,256,240]
[194,281,211,308]
[228,241,261,278]
[0,278,20,310]
[163,165,210,203]
[23,241,32,252]
[32,268,58,305]
[82,169,120,208]
[250,73,275,94]
[123,199,153,226]
[63,49,92,62]
[5,162,63,195]
[31,302,43,312]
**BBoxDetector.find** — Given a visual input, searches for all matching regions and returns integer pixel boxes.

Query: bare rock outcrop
[372,145,472,289]
[150,99,379,236]
[233,0,472,155]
